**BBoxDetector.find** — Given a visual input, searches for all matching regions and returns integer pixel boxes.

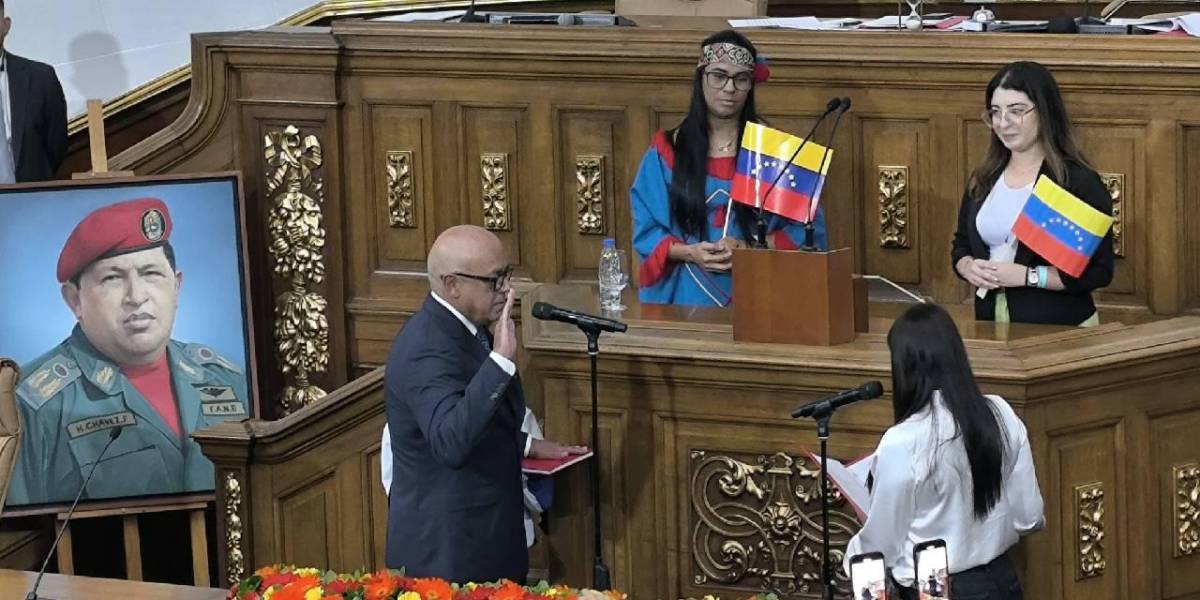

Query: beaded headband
[697,42,771,84]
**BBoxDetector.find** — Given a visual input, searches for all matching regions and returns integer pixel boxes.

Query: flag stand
[731,247,856,345]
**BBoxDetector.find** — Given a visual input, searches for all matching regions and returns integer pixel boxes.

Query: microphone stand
[27,428,123,600]
[801,101,850,251]
[798,401,839,600]
[584,324,611,590]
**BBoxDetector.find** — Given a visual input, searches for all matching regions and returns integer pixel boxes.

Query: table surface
[0,569,228,600]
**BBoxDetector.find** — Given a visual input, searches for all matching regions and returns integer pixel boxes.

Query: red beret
[57,198,173,283]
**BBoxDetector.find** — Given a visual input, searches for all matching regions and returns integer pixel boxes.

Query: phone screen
[914,541,950,599]
[849,553,888,600]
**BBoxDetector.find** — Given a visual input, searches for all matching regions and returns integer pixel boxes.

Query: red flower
[455,586,494,600]
[261,573,300,589]
[271,576,322,600]
[411,577,455,600]
[324,578,362,596]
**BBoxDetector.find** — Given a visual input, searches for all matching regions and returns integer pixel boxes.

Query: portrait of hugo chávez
[5,193,253,507]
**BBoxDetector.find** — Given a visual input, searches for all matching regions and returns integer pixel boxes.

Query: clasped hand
[688,237,745,272]
[958,257,1027,289]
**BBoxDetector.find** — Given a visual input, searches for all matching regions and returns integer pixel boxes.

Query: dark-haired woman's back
[844,392,1043,599]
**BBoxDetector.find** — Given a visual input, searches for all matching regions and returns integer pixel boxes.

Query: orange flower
[363,571,403,600]
[256,566,282,578]
[411,577,455,600]
[491,580,527,600]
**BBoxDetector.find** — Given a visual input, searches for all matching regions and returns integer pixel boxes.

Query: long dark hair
[887,304,1004,520]
[966,61,1091,203]
[670,29,760,242]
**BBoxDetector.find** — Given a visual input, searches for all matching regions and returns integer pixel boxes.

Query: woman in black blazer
[951,61,1114,326]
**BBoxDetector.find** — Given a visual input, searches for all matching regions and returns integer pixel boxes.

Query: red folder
[522,450,593,475]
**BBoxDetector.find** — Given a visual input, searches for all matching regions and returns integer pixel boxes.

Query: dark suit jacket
[951,159,1114,325]
[7,53,67,182]
[384,295,529,583]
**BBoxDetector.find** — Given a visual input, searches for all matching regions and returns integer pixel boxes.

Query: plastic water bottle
[598,238,626,311]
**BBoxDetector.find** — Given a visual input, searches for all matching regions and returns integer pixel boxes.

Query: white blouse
[976,176,1032,264]
[842,392,1044,586]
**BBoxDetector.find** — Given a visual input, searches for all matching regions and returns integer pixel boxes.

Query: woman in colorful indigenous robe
[631,30,827,307]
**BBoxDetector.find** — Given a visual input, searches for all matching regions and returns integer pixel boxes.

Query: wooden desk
[0,569,226,600]
[195,283,1200,599]
[521,284,1200,600]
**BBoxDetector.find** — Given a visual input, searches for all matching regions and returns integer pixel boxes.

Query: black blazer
[951,160,1114,325]
[384,295,528,583]
[7,53,67,182]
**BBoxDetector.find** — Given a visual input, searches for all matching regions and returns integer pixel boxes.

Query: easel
[53,500,211,586]
[72,99,134,179]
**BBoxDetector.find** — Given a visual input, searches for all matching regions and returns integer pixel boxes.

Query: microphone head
[861,380,884,399]
[840,97,853,111]
[825,97,841,113]
[531,302,554,320]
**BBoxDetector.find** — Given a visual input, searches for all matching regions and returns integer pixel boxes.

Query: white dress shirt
[430,291,516,375]
[843,391,1044,586]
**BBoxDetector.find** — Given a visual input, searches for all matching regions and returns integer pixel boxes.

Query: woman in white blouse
[843,304,1044,599]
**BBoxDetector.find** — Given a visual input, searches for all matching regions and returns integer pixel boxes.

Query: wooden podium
[731,247,855,346]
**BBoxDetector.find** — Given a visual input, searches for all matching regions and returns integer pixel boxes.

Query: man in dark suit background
[385,225,584,583]
[0,0,68,183]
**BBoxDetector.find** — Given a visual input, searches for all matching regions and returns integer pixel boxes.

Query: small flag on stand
[1012,175,1114,278]
[731,122,832,223]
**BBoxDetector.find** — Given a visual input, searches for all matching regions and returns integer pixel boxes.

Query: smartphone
[848,551,888,600]
[913,539,950,599]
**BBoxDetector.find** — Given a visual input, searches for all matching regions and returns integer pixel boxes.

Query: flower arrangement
[226,565,631,600]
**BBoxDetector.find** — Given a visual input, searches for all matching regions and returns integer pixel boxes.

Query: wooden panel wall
[110,25,1200,418]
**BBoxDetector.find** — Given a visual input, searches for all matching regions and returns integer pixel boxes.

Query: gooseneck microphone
[801,97,852,250]
[26,426,125,600]
[790,380,883,419]
[753,97,843,249]
[531,302,628,334]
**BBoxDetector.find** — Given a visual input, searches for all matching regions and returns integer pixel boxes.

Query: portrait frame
[0,172,260,515]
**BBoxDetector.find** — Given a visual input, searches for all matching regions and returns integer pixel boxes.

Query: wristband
[1037,266,1048,289]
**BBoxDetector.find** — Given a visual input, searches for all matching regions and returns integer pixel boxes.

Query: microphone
[26,426,125,600]
[532,302,628,334]
[460,0,485,23]
[790,380,883,419]
[752,98,842,248]
[800,97,851,250]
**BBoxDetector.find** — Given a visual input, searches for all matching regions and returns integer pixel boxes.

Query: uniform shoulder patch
[16,354,82,410]
[182,343,243,374]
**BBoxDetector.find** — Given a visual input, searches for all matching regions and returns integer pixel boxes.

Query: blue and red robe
[631,130,828,307]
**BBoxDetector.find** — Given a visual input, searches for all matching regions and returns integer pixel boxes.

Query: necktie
[0,57,15,185]
[475,328,492,352]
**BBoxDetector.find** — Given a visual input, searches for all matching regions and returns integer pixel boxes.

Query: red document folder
[522,450,593,475]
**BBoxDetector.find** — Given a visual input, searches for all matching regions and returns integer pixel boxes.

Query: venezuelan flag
[1012,175,1114,278]
[731,122,831,223]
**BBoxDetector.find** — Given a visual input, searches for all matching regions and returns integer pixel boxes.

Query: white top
[976,176,1032,264]
[843,392,1044,586]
